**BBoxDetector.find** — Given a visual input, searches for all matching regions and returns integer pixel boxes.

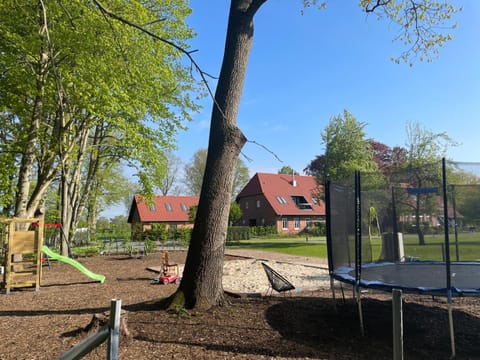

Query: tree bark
[60,124,91,255]
[415,194,425,246]
[15,42,48,225]
[169,0,266,309]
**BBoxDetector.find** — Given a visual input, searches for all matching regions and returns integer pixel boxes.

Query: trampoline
[325,160,480,357]
[332,261,480,295]
[326,160,480,298]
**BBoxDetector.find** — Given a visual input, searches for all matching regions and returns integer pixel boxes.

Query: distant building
[235,173,325,234]
[127,195,199,235]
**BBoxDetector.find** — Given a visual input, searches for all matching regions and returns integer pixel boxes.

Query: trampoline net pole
[443,158,456,358]
[329,277,337,312]
[354,170,362,288]
[448,304,456,358]
[325,180,334,273]
[392,289,403,360]
[356,289,365,337]
[354,170,365,337]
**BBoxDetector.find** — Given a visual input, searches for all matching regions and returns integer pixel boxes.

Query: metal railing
[58,299,122,360]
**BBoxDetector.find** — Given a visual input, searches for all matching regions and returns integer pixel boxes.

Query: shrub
[227,226,250,243]
[250,226,277,237]
[307,222,326,236]
[177,227,192,246]
[143,223,168,243]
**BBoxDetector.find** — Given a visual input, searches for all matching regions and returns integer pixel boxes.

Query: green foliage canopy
[0,0,200,215]
[320,109,378,182]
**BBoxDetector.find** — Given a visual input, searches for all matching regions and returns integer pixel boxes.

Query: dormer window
[290,195,313,210]
[149,204,156,212]
[165,202,173,212]
[180,203,188,212]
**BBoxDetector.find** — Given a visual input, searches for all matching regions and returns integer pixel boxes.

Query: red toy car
[157,274,181,285]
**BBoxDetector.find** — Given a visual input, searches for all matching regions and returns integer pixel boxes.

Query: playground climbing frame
[1,216,44,294]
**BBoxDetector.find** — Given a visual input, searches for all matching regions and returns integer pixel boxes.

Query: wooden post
[35,214,44,291]
[392,289,404,360]
[108,299,122,360]
[5,221,14,294]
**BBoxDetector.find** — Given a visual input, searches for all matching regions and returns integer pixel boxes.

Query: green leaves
[321,109,378,181]
[405,120,458,165]
[359,0,461,65]
[0,0,201,216]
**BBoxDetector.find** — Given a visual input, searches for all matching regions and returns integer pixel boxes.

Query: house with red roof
[235,173,325,234]
[127,195,199,234]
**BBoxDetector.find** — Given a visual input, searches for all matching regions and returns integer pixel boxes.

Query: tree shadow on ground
[265,294,480,360]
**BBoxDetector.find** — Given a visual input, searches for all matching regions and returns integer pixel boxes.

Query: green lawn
[398,232,480,261]
[228,237,328,258]
[229,232,480,262]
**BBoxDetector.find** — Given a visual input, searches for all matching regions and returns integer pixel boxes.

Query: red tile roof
[129,195,199,223]
[236,173,325,216]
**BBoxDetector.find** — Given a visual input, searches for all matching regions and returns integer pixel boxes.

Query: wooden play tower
[1,216,44,294]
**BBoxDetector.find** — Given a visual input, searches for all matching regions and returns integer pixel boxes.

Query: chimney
[291,171,297,187]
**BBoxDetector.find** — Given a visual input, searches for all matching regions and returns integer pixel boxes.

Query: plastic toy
[154,274,181,285]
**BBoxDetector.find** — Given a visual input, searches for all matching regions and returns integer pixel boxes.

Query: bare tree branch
[91,0,285,167]
[247,140,283,163]
[364,0,391,13]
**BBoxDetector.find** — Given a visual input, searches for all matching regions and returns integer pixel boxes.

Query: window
[245,201,249,209]
[282,218,288,230]
[165,202,173,212]
[294,218,300,230]
[261,218,265,225]
[256,200,261,208]
[311,196,318,205]
[290,195,313,210]
[276,196,287,204]
[180,203,188,212]
[149,204,156,212]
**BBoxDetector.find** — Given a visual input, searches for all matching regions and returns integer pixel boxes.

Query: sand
[222,259,330,294]
[149,259,331,295]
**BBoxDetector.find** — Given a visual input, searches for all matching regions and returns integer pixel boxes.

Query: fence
[58,299,122,360]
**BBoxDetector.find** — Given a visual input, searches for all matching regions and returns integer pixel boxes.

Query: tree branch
[91,0,224,119]
[364,0,391,13]
[92,0,283,167]
[246,0,268,17]
[246,140,283,164]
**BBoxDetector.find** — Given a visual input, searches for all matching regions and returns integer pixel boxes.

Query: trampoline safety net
[326,159,480,295]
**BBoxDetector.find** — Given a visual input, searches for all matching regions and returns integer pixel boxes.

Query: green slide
[41,245,105,283]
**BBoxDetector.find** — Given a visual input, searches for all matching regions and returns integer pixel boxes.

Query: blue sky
[176,0,479,175]
[105,1,479,217]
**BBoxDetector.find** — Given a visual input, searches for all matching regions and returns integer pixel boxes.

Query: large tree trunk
[168,0,266,309]
[60,126,90,255]
[15,53,47,225]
